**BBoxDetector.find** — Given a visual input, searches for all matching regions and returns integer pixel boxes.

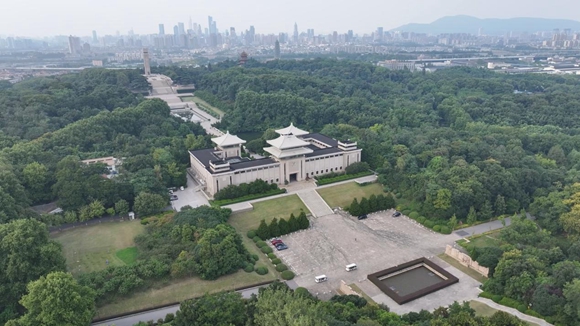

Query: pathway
[454,218,512,238]
[296,189,334,217]
[473,298,552,326]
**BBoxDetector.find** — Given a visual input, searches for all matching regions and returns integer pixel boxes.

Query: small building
[189,124,362,197]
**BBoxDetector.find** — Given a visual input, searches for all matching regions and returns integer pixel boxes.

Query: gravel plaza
[272,209,482,314]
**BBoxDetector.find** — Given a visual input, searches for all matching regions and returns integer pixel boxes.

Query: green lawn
[317,182,384,209]
[115,247,138,265]
[52,221,145,276]
[181,96,225,117]
[469,300,539,326]
[458,230,502,249]
[95,269,275,319]
[229,195,310,233]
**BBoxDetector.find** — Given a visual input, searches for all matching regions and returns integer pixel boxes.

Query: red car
[271,239,283,246]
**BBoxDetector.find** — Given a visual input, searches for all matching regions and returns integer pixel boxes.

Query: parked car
[271,239,283,246]
[393,211,401,217]
[357,214,368,220]
[275,243,288,251]
[170,195,178,201]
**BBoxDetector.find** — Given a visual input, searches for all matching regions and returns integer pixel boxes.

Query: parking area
[170,175,209,211]
[273,209,481,313]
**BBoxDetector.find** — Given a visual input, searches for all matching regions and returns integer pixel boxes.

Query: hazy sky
[3,0,580,37]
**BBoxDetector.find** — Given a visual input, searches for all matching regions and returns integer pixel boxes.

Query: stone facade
[445,245,489,278]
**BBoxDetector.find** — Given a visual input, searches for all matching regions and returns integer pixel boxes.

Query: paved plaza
[273,209,482,314]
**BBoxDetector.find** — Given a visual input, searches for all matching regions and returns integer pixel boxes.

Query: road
[92,281,296,326]
[454,217,512,237]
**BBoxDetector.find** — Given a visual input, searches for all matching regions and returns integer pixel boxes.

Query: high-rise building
[92,30,98,43]
[178,22,185,35]
[293,23,299,43]
[189,17,193,31]
[159,24,165,35]
[274,40,280,59]
[142,48,151,75]
[375,27,383,41]
[68,35,82,54]
[173,25,180,46]
[208,16,213,35]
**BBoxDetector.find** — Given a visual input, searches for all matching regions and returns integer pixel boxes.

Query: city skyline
[2,0,580,37]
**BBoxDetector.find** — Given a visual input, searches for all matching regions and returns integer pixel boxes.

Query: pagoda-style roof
[211,131,246,147]
[266,134,310,150]
[275,123,309,136]
[264,146,313,158]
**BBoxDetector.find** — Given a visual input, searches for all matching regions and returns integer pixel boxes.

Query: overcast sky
[2,0,580,37]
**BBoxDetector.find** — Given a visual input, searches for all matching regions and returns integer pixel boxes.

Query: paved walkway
[454,218,512,237]
[473,298,552,326]
[297,189,334,217]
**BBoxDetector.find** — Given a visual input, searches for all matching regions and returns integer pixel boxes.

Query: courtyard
[272,209,482,314]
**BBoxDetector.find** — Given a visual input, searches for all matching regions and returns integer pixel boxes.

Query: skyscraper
[68,35,82,54]
[142,48,151,75]
[92,30,98,43]
[293,23,299,43]
[375,27,383,41]
[274,40,280,59]
[208,16,213,35]
[159,24,165,35]
[178,22,185,35]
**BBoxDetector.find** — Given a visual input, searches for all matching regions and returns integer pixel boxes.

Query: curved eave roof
[266,134,310,150]
[275,123,309,136]
[211,131,246,147]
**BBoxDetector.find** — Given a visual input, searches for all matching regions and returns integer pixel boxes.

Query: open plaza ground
[272,209,482,314]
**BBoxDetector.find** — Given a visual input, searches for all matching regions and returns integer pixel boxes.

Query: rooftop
[275,123,309,136]
[267,134,311,150]
[189,149,277,174]
[211,131,246,147]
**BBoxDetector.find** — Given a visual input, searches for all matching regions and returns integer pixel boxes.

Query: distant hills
[392,15,580,35]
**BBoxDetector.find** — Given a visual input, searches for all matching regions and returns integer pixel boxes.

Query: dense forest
[157,59,580,324]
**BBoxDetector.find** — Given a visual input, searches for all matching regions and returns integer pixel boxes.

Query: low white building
[189,123,362,197]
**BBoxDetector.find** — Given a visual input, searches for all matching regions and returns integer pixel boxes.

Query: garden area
[317,182,384,208]
[53,221,145,276]
[180,95,224,118]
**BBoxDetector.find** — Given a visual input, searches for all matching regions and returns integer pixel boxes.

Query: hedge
[424,220,435,228]
[281,270,295,280]
[409,212,420,219]
[252,236,261,243]
[251,254,259,261]
[247,230,256,238]
[440,226,452,234]
[402,209,412,216]
[261,246,273,254]
[271,258,281,265]
[267,253,277,260]
[315,171,374,186]
[255,266,268,275]
[244,265,254,273]
[417,216,427,224]
[256,241,267,248]
[211,188,287,206]
[479,291,493,299]
[275,264,288,272]
[433,225,441,232]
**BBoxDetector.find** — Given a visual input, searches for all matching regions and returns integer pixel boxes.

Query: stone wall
[445,245,489,278]
[339,280,362,297]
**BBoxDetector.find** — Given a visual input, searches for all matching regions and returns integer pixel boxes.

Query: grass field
[52,221,145,276]
[469,300,539,326]
[181,96,225,117]
[317,182,384,209]
[95,269,275,319]
[458,230,502,249]
[229,195,310,234]
[437,253,488,283]
[115,247,138,265]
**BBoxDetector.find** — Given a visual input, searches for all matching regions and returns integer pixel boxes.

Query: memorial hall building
[189,123,362,197]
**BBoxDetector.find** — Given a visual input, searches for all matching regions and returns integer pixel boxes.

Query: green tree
[0,220,66,325]
[384,193,396,209]
[22,162,50,203]
[184,134,207,150]
[447,214,458,231]
[360,197,370,215]
[298,211,310,229]
[78,206,91,222]
[253,286,326,326]
[278,218,289,235]
[133,192,167,217]
[257,219,270,240]
[287,214,299,233]
[88,200,105,219]
[6,272,96,326]
[174,291,247,326]
[479,200,493,221]
[115,199,130,216]
[433,188,452,210]
[349,198,363,216]
[269,218,280,237]
[466,206,477,225]
[192,224,246,279]
[368,194,378,213]
[64,211,78,224]
[495,195,506,216]
[564,279,580,322]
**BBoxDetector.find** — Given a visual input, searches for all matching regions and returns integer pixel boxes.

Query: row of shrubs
[214,179,282,200]
[248,210,310,240]
[315,171,374,186]
[248,233,295,280]
[212,189,286,206]
[479,291,545,319]
[347,193,396,216]
[195,102,221,119]
[400,209,453,234]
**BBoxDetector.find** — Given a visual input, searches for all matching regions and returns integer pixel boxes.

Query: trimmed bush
[252,254,259,261]
[517,304,527,313]
[256,241,267,248]
[440,226,452,234]
[424,220,436,228]
[281,270,295,280]
[267,253,277,260]
[253,236,261,243]
[275,264,288,272]
[433,225,442,232]
[499,297,520,309]
[271,258,281,265]
[402,209,412,216]
[247,230,257,238]
[261,246,273,254]
[491,295,502,303]
[255,266,268,275]
[417,216,427,224]
[479,291,493,299]
[395,193,402,199]
[244,264,254,273]
[409,212,420,219]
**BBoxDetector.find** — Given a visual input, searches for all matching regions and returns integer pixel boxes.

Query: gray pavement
[454,218,512,237]
[170,175,209,211]
[296,189,334,217]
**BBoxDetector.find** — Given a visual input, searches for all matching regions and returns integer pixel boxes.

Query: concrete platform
[223,202,253,213]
